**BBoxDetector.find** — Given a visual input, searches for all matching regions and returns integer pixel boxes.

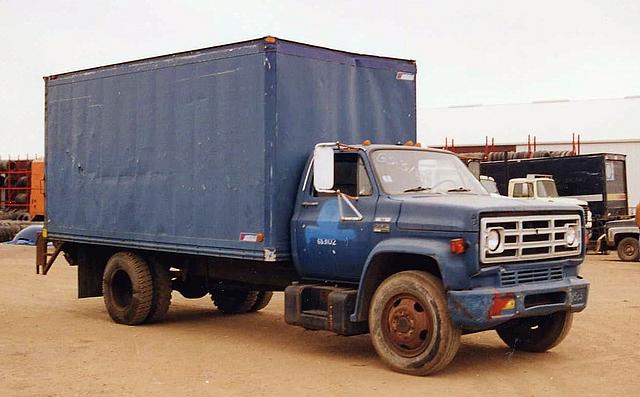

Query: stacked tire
[1,160,32,215]
[0,222,23,242]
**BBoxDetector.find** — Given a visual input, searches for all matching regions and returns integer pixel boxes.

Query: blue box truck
[38,37,589,375]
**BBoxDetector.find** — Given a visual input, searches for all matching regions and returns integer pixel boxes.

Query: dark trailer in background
[480,153,628,237]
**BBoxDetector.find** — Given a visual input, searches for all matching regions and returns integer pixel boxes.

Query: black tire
[0,226,11,242]
[617,237,640,262]
[14,193,28,204]
[16,176,29,187]
[145,258,172,323]
[496,310,573,352]
[174,278,208,299]
[4,176,16,187]
[249,291,273,312]
[369,271,461,376]
[102,252,153,325]
[211,289,259,314]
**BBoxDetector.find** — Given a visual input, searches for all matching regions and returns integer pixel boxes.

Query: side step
[284,284,368,336]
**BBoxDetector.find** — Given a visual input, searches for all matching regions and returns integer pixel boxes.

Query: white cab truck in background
[597,201,640,261]
[508,175,593,231]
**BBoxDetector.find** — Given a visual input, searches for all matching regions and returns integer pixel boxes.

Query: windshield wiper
[447,187,471,192]
[403,186,431,193]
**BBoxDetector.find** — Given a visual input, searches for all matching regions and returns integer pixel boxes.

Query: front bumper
[447,276,589,331]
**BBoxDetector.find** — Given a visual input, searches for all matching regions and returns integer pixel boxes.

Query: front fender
[351,237,476,322]
[608,227,640,245]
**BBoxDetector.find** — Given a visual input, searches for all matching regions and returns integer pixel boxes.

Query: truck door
[292,152,377,282]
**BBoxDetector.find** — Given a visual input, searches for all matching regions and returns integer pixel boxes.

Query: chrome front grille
[480,214,582,264]
[501,266,564,287]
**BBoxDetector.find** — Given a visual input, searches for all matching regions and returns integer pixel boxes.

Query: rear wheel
[249,291,273,312]
[496,310,573,352]
[102,252,153,325]
[369,271,461,376]
[145,257,172,323]
[617,237,639,262]
[211,289,259,314]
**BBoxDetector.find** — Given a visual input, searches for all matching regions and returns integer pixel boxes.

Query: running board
[284,284,368,336]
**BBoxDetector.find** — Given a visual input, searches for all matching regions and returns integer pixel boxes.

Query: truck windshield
[537,180,559,197]
[370,149,487,195]
[480,179,500,194]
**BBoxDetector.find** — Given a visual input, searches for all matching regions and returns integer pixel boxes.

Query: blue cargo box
[45,37,416,261]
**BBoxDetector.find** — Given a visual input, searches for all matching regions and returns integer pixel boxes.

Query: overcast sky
[1,0,639,157]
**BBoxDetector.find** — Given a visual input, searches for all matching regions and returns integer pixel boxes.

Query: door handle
[302,201,319,207]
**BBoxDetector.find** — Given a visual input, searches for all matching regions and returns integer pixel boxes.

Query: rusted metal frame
[36,233,63,275]
[336,142,360,152]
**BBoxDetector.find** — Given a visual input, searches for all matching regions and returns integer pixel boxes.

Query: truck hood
[394,193,582,232]
[537,197,588,207]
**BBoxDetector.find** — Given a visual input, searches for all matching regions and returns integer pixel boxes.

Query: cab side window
[314,153,372,197]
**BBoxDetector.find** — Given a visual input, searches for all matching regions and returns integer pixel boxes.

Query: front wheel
[496,310,573,352]
[369,271,461,376]
[617,237,639,262]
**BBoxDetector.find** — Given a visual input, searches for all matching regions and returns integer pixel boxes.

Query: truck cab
[597,203,640,261]
[285,143,589,374]
[508,174,593,229]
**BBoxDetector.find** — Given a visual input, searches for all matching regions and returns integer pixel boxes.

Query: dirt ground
[1,246,639,396]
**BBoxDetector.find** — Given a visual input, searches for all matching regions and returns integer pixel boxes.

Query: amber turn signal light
[489,293,516,317]
[450,238,466,254]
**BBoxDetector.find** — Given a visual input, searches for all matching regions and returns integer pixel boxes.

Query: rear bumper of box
[447,277,589,331]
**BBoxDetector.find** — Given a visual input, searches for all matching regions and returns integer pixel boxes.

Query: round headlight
[565,225,578,246]
[486,229,501,251]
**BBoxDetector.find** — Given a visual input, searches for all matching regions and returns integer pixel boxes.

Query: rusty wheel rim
[624,244,636,257]
[382,293,435,358]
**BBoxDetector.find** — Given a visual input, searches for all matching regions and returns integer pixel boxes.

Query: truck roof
[44,36,416,81]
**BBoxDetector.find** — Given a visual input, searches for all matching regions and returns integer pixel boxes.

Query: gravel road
[1,245,638,396]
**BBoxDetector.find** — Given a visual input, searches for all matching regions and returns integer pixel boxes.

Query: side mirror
[313,146,334,192]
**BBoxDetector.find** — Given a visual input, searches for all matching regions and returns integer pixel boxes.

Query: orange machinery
[29,159,45,221]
